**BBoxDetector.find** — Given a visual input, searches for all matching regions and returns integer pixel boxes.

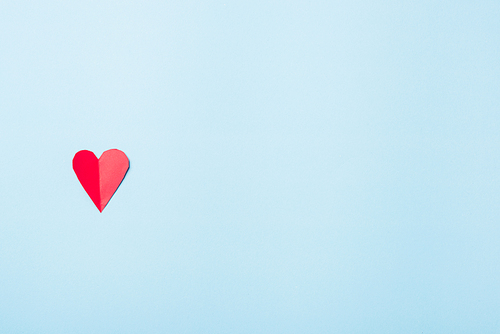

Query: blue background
[1,1,499,333]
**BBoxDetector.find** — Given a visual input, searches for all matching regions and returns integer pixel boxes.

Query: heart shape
[73,149,129,212]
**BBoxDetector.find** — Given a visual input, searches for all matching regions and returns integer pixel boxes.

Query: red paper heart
[73,149,129,212]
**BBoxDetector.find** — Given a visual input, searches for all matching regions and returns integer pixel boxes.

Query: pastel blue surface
[1,1,499,333]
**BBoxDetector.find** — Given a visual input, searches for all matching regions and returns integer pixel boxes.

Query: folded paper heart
[73,149,129,212]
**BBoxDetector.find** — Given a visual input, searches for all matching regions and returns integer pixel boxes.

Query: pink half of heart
[73,149,129,212]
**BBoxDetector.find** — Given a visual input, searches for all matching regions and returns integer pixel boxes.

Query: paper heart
[73,149,129,212]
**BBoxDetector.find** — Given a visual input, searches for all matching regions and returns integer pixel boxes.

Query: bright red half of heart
[73,149,129,212]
